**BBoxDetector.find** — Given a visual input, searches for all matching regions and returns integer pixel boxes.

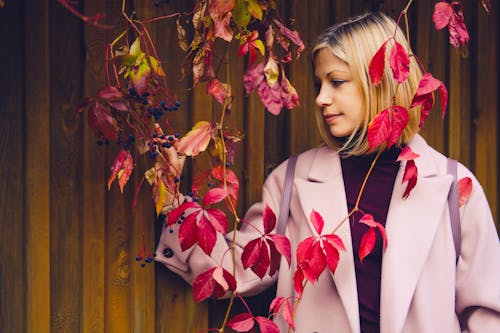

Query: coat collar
[293,135,452,333]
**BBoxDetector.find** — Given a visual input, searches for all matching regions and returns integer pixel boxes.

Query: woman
[156,12,500,332]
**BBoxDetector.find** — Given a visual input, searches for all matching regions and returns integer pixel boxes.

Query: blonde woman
[156,12,500,332]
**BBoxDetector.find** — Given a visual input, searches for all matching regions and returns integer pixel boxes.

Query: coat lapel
[294,147,360,333]
[380,135,453,333]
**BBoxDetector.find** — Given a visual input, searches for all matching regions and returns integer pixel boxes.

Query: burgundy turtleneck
[340,147,400,333]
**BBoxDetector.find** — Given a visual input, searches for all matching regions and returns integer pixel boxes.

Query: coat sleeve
[454,167,500,332]
[154,159,290,297]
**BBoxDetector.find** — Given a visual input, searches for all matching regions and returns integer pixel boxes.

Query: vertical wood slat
[0,1,26,333]
[474,5,498,223]
[25,0,51,332]
[48,0,84,332]
[81,0,107,332]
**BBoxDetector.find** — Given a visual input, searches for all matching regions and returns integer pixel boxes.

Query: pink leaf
[255,316,280,333]
[281,74,300,110]
[410,73,448,119]
[323,241,340,274]
[257,78,283,115]
[323,234,346,252]
[175,121,212,156]
[208,0,235,42]
[205,208,228,233]
[267,234,291,266]
[359,228,376,262]
[269,297,285,315]
[227,313,255,332]
[179,214,198,251]
[368,40,388,86]
[397,146,420,162]
[107,149,134,193]
[281,298,295,330]
[263,204,277,234]
[433,2,453,30]
[302,241,326,283]
[212,266,229,291]
[88,101,119,141]
[367,108,391,150]
[402,160,418,199]
[448,2,470,48]
[272,19,305,56]
[192,267,216,302]
[197,216,217,255]
[97,86,123,100]
[203,187,228,205]
[389,41,410,83]
[207,78,230,106]
[309,210,324,235]
[242,238,263,270]
[294,268,304,297]
[243,62,266,94]
[458,177,472,207]
[387,106,409,148]
[166,202,199,226]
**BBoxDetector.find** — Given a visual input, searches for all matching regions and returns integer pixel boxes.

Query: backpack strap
[447,158,461,263]
[277,155,298,235]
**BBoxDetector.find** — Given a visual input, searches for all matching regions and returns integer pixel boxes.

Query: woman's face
[313,48,364,138]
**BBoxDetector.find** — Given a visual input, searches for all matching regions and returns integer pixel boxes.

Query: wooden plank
[0,1,26,332]
[24,0,51,332]
[81,0,107,332]
[474,4,498,224]
[48,1,84,332]
[415,0,446,154]
[447,0,472,168]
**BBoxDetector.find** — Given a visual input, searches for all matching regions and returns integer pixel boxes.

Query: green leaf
[233,0,251,29]
[247,0,263,20]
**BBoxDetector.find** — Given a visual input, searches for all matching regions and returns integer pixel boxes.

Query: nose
[315,84,332,108]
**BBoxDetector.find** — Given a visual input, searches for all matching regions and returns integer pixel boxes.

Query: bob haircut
[312,12,423,156]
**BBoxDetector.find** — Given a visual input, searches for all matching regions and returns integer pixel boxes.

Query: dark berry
[135,256,142,261]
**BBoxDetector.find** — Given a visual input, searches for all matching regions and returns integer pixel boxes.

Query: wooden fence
[0,0,498,332]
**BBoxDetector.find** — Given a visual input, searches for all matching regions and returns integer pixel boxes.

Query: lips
[324,113,342,123]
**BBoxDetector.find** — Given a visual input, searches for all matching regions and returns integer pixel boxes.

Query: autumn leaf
[227,313,255,332]
[358,214,388,262]
[410,72,448,123]
[387,106,409,148]
[238,30,265,66]
[176,121,213,156]
[247,0,263,20]
[176,16,188,51]
[209,0,235,42]
[107,149,134,193]
[154,178,168,215]
[389,41,410,83]
[272,19,305,58]
[263,204,277,233]
[255,316,280,333]
[458,177,472,207]
[281,73,300,110]
[264,57,279,87]
[192,266,236,302]
[432,1,470,48]
[480,0,491,13]
[270,297,295,330]
[207,78,231,107]
[367,108,391,150]
[211,165,240,206]
[294,268,305,297]
[310,210,324,235]
[368,40,388,86]
[87,101,119,141]
[202,187,228,205]
[359,215,387,247]
[397,146,420,161]
[402,159,418,199]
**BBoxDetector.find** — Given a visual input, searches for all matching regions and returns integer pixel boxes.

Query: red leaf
[323,241,340,274]
[97,86,123,100]
[387,106,409,148]
[359,228,376,262]
[207,78,230,106]
[270,297,285,315]
[323,234,346,252]
[192,267,217,302]
[433,2,453,30]
[212,266,229,291]
[368,40,388,86]
[360,215,388,250]
[410,73,448,119]
[267,240,281,276]
[367,108,391,150]
[458,177,472,207]
[448,3,470,48]
[88,101,119,141]
[281,298,295,330]
[389,41,410,83]
[397,146,420,162]
[211,165,240,205]
[205,208,228,233]
[281,74,300,110]
[255,316,280,333]
[197,215,217,255]
[175,121,212,156]
[257,78,284,115]
[203,187,228,205]
[243,62,266,94]
[252,241,270,278]
[303,241,326,283]
[242,238,263,270]
[402,159,418,199]
[294,268,304,297]
[107,149,134,193]
[263,204,277,234]
[267,234,291,266]
[208,0,235,42]
[179,214,198,251]
[166,202,199,226]
[227,313,254,332]
[310,210,324,235]
[296,236,314,266]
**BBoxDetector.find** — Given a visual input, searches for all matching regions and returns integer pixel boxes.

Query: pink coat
[156,134,500,333]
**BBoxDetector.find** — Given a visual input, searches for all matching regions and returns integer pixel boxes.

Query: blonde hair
[312,12,422,156]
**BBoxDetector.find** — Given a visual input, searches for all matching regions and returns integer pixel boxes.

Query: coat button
[163,248,174,258]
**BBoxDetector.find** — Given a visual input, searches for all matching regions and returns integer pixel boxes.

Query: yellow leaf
[155,178,168,215]
[247,0,263,20]
[264,57,279,87]
[130,38,142,56]
[253,39,265,56]
[145,167,156,186]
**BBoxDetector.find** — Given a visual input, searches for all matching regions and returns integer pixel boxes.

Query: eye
[331,80,345,87]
